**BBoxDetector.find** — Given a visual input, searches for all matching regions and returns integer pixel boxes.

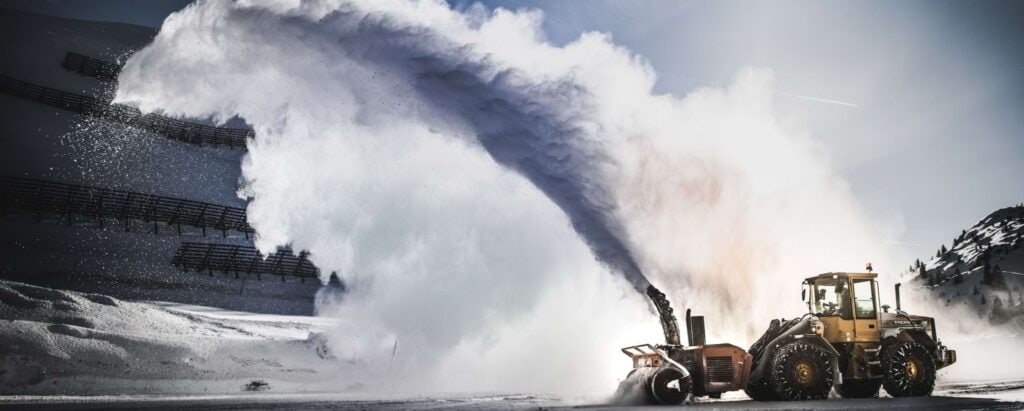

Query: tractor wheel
[744,376,780,401]
[881,341,936,397]
[770,342,836,401]
[838,379,882,398]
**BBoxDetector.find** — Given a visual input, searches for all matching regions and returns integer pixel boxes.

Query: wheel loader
[620,271,957,404]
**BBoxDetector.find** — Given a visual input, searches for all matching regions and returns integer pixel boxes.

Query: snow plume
[115,0,891,394]
[901,280,1024,382]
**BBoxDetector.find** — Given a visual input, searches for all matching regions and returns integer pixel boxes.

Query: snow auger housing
[745,272,957,401]
[618,285,752,404]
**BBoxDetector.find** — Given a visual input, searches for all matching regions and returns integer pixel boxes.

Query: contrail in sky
[778,92,860,108]
[662,73,859,108]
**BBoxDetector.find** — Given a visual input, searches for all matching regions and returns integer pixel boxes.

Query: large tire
[838,379,882,398]
[770,342,836,401]
[881,341,936,397]
[744,376,780,401]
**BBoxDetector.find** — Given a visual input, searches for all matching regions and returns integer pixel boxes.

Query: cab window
[809,278,852,320]
[852,279,877,319]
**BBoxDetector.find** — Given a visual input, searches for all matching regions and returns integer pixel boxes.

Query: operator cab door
[850,278,880,342]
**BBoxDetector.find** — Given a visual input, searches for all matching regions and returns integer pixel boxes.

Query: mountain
[906,204,1024,324]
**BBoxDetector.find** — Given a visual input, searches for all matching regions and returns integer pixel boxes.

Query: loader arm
[646,285,681,345]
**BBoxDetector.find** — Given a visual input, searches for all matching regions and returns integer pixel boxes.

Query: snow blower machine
[618,286,752,404]
[620,270,956,404]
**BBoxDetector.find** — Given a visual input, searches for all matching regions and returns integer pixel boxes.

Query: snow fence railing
[0,75,254,149]
[172,242,320,281]
[0,176,254,237]
[61,51,122,83]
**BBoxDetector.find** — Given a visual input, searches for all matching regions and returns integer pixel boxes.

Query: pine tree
[992,265,1007,290]
[991,295,1004,322]
[918,264,927,279]
[941,244,948,254]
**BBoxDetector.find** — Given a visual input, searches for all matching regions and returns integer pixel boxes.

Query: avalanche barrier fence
[61,51,122,82]
[172,242,320,281]
[0,176,254,237]
[0,75,253,149]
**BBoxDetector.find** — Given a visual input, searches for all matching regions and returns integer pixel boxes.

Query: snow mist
[115,0,891,395]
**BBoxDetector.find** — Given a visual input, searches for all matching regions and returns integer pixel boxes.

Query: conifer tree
[992,265,1007,290]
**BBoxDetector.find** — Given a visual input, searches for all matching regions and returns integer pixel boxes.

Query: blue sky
[467,0,1024,265]
[6,0,1023,266]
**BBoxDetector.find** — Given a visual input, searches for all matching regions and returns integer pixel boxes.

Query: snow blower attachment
[619,272,956,404]
[617,285,752,404]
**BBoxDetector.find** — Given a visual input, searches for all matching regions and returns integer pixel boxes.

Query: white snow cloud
[115,0,893,394]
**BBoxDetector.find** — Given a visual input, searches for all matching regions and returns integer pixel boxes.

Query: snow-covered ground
[0,280,342,396]
[4,279,1024,410]
[2,385,1023,410]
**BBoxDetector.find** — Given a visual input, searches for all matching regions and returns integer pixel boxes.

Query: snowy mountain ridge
[905,204,1024,324]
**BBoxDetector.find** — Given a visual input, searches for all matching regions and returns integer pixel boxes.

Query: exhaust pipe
[685,309,693,346]
[685,308,706,346]
[895,283,902,312]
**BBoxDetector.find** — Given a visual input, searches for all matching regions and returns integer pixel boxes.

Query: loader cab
[802,272,881,343]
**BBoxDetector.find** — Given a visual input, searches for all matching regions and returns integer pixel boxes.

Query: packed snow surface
[0,280,340,395]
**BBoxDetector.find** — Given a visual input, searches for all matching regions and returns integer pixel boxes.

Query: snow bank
[0,280,341,395]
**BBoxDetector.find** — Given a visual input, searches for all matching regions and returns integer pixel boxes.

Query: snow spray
[115,0,893,395]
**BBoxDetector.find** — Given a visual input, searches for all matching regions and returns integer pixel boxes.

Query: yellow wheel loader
[620,271,956,404]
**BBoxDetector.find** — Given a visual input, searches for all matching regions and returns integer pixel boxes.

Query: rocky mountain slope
[906,204,1024,324]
